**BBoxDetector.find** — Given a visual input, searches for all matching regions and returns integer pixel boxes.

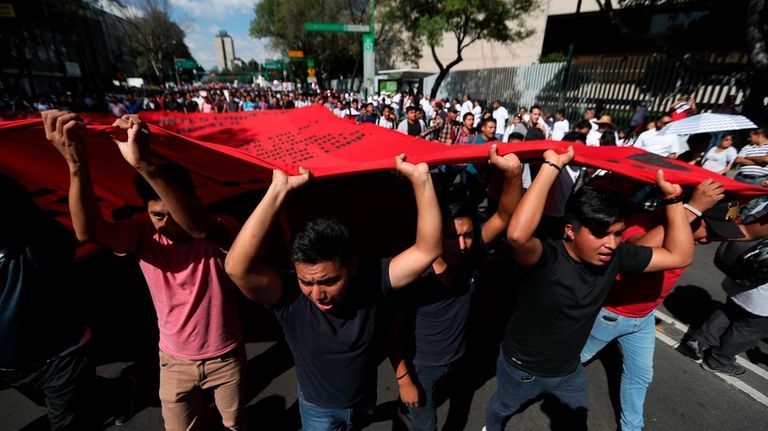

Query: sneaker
[684,338,704,360]
[701,360,746,377]
[114,376,137,426]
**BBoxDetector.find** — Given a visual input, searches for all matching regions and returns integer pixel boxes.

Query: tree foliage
[595,0,767,124]
[251,0,364,86]
[380,0,538,98]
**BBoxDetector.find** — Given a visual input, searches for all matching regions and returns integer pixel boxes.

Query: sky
[168,0,277,71]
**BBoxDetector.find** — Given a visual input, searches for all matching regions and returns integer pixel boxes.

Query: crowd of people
[1,84,767,431]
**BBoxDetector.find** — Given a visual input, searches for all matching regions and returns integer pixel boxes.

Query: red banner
[1,106,764,229]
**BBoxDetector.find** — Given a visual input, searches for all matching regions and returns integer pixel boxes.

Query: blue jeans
[484,352,588,431]
[298,391,374,431]
[580,308,656,431]
[406,363,451,431]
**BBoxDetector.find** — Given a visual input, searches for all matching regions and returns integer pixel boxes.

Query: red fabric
[1,106,764,232]
[603,216,686,318]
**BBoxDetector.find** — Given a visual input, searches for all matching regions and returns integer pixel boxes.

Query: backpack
[714,237,768,283]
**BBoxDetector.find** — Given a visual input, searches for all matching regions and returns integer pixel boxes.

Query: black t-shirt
[273,259,392,408]
[407,120,423,136]
[524,124,546,141]
[392,232,488,366]
[0,214,85,368]
[502,239,651,376]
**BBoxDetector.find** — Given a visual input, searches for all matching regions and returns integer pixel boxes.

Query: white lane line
[654,328,768,408]
[655,310,768,382]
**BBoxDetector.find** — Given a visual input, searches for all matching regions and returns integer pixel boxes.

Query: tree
[380,0,538,98]
[594,0,767,125]
[115,0,192,83]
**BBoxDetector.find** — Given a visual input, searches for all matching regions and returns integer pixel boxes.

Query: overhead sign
[304,23,371,33]
[0,3,15,18]
[175,59,198,70]
[263,60,284,71]
[287,50,304,58]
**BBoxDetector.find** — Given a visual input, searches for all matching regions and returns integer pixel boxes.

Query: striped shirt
[736,144,768,177]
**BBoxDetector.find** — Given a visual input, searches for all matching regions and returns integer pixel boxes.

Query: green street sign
[304,22,370,33]
[263,60,283,71]
[306,58,315,68]
[362,33,374,52]
[175,59,198,70]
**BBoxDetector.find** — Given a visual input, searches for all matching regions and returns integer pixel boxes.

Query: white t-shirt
[701,146,738,173]
[472,106,482,128]
[493,107,510,135]
[551,119,569,141]
[634,129,679,156]
[460,101,473,120]
[724,278,768,317]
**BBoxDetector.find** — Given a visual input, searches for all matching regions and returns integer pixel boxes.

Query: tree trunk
[429,68,449,99]
[743,0,768,125]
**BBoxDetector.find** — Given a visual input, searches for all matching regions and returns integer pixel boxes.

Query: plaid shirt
[421,116,461,144]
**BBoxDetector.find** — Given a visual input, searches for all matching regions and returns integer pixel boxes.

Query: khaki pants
[159,347,246,431]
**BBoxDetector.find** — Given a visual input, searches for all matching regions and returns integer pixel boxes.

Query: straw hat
[596,115,614,127]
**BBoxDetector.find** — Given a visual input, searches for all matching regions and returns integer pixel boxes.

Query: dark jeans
[484,353,588,431]
[297,390,374,431]
[695,298,768,368]
[0,347,94,430]
[407,362,452,431]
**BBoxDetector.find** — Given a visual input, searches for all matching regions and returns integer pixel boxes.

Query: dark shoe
[685,338,705,360]
[701,360,746,377]
[114,376,137,426]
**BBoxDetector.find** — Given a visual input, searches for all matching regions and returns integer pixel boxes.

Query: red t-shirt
[603,216,687,318]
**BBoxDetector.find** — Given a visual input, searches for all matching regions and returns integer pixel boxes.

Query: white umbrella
[658,113,757,135]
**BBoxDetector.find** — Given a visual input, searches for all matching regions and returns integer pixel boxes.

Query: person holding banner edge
[224,154,442,430]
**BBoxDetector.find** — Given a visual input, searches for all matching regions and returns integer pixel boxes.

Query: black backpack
[714,237,768,283]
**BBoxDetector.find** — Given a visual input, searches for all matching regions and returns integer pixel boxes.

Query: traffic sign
[307,58,315,68]
[307,67,316,77]
[363,34,374,52]
[304,23,371,33]
[288,50,304,58]
[263,60,284,71]
[175,59,198,70]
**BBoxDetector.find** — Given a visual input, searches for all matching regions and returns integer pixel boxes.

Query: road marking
[655,310,768,382]
[654,327,768,407]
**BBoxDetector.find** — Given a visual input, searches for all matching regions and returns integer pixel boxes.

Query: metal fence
[423,54,750,128]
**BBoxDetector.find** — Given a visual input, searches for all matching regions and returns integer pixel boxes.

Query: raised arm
[225,168,310,305]
[388,154,442,289]
[42,110,137,252]
[626,179,724,247]
[110,116,232,246]
[642,170,695,272]
[506,147,574,267]
[481,144,523,244]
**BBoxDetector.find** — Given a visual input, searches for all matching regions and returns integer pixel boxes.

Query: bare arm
[225,168,311,304]
[626,179,724,247]
[506,147,575,268]
[388,312,420,409]
[110,116,231,246]
[481,145,523,244]
[42,110,137,252]
[642,171,695,272]
[389,154,442,289]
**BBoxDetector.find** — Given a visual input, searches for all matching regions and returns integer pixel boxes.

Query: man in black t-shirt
[225,155,442,430]
[483,146,694,430]
[392,145,523,431]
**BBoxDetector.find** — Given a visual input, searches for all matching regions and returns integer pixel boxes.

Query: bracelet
[542,161,562,173]
[396,371,409,380]
[659,195,684,206]
[683,203,703,218]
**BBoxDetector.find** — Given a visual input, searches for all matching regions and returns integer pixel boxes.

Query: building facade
[215,30,236,72]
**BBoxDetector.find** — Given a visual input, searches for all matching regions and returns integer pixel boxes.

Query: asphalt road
[3,243,768,431]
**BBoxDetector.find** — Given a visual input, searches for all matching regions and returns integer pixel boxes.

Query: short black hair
[530,105,542,113]
[563,132,587,143]
[134,163,196,205]
[439,187,475,221]
[290,218,353,264]
[480,117,497,128]
[507,132,525,142]
[574,119,591,131]
[405,106,418,113]
[563,186,627,235]
[462,112,474,121]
